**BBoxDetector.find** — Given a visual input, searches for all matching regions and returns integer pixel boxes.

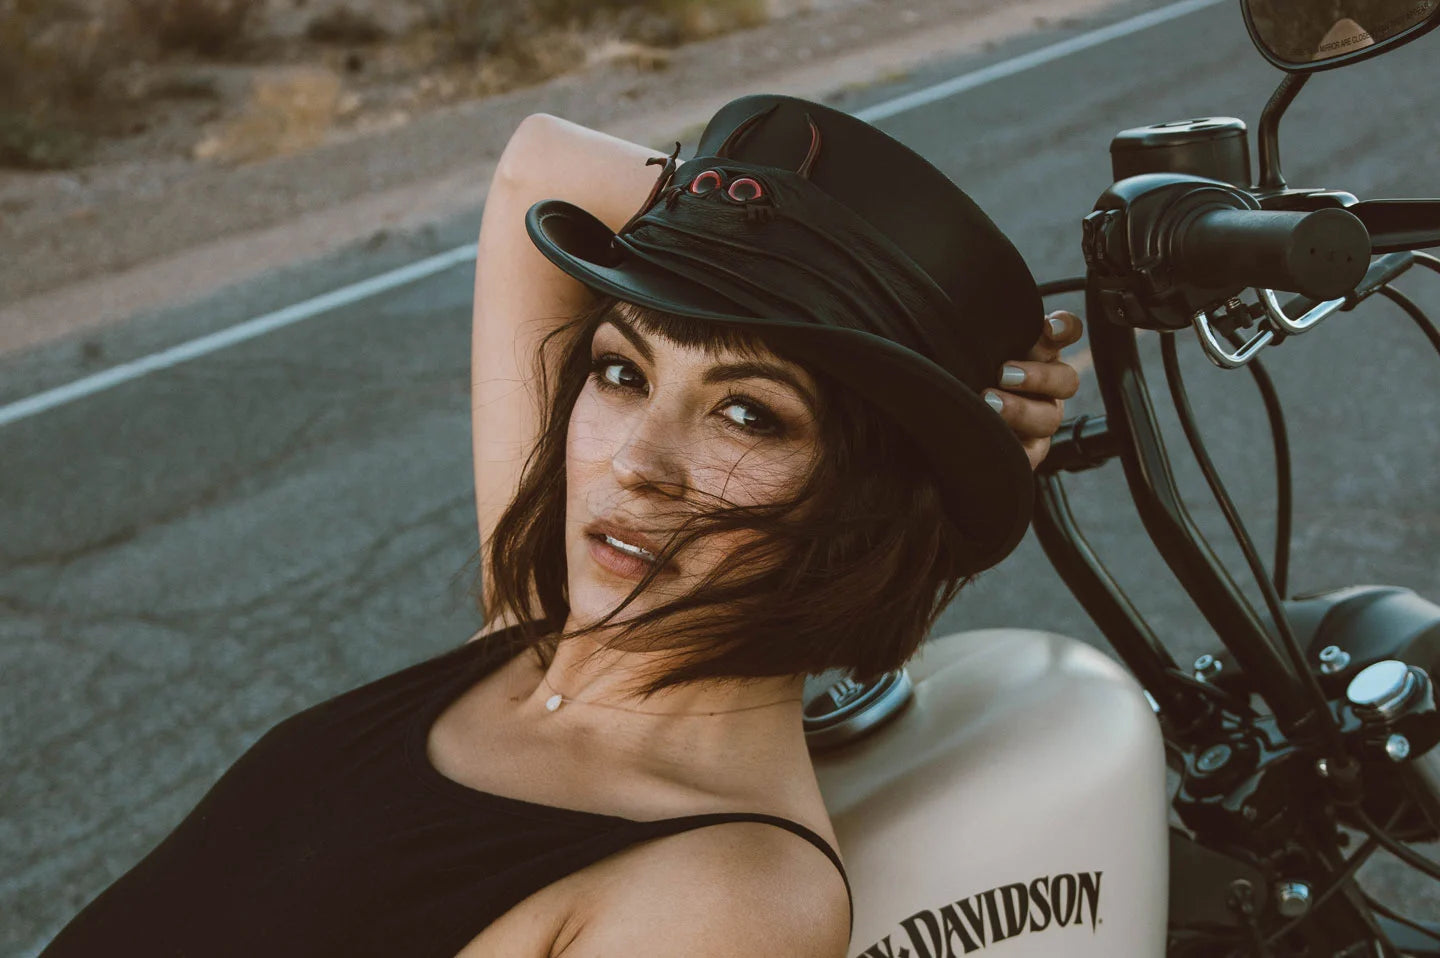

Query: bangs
[611,299,774,360]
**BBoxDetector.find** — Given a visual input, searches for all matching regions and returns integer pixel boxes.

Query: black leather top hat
[526,94,1043,574]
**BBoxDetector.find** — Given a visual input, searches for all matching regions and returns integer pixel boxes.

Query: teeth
[604,534,656,560]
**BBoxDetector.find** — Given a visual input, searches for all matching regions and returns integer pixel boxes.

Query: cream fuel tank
[806,627,1170,957]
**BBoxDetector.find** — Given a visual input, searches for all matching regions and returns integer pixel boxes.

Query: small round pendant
[545,694,563,712]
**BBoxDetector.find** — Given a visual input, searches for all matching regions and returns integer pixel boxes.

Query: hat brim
[526,199,1034,573]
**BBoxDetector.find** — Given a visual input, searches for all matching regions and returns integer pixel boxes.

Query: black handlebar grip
[1173,206,1370,301]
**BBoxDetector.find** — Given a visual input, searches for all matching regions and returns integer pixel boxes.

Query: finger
[1022,436,1051,471]
[996,359,1080,400]
[1028,311,1085,362]
[986,390,1064,441]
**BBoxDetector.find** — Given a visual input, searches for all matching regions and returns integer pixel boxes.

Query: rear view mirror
[1242,0,1440,71]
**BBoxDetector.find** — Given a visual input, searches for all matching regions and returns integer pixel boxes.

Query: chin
[564,539,648,629]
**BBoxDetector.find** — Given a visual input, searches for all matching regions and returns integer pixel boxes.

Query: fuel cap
[803,669,914,751]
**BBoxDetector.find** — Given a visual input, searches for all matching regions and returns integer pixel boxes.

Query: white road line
[0,245,477,428]
[0,0,1223,429]
[854,0,1226,123]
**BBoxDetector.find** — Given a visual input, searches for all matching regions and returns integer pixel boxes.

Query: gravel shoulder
[0,0,1118,359]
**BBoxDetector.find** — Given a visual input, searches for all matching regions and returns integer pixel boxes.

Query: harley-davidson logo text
[857,872,1102,957]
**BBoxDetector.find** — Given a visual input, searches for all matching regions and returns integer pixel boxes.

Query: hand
[985,310,1084,470]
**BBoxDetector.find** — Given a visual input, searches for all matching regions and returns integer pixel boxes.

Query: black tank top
[40,624,852,957]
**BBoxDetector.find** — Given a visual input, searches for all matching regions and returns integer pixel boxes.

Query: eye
[718,394,783,437]
[689,170,723,194]
[590,356,646,394]
[726,177,764,202]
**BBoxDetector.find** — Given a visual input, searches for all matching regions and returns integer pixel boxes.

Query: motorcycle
[803,2,1440,955]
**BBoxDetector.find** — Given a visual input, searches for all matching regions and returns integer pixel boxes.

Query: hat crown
[694,95,1042,366]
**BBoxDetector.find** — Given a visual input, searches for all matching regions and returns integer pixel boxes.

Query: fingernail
[984,391,1004,414]
[1047,315,1068,338]
[999,365,1026,388]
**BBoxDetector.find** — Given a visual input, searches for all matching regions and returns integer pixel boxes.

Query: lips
[583,518,677,576]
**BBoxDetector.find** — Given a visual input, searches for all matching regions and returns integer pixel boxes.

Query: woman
[41,95,1081,958]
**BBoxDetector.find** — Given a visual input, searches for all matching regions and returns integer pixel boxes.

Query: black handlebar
[1173,206,1370,301]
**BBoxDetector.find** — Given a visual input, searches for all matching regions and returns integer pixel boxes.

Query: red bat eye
[727,177,763,202]
[690,170,723,194]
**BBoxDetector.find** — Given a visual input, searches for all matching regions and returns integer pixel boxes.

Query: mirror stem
[1256,72,1309,191]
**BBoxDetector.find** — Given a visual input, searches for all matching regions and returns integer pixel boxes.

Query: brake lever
[1192,307,1275,369]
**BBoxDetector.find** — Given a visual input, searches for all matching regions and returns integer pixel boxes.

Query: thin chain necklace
[538,671,803,716]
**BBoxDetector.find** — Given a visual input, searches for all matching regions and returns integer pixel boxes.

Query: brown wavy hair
[477,296,978,698]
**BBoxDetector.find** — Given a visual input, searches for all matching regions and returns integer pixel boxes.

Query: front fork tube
[1033,473,1214,732]
[1082,278,1318,734]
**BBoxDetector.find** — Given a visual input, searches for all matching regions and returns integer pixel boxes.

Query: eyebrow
[598,315,817,410]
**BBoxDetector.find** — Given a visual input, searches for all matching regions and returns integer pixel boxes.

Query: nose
[610,401,688,496]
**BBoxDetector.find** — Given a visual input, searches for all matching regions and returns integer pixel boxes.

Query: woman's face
[564,304,822,629]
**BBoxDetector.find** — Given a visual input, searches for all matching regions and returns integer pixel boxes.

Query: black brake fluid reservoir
[1110,117,1251,186]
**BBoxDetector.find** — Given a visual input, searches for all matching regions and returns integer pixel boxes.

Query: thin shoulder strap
[625,812,853,939]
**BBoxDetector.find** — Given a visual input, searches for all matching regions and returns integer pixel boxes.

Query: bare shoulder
[559,822,851,958]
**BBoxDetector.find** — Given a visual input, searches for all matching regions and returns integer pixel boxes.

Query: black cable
[1363,893,1440,944]
[1376,284,1440,358]
[1159,334,1337,739]
[1162,665,1257,718]
[1221,330,1292,599]
[1352,805,1440,882]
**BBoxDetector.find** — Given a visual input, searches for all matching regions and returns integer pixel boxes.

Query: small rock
[336,91,362,117]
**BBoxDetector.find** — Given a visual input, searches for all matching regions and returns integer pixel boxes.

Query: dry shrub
[423,0,769,63]
[127,0,259,57]
[542,0,769,45]
[305,5,389,45]
[420,0,530,60]
[0,0,136,167]
[192,66,343,163]
[0,0,127,110]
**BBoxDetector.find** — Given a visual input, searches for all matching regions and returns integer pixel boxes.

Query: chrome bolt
[1227,879,1256,916]
[1385,734,1412,762]
[1197,744,1232,773]
[1318,645,1351,674]
[1315,757,1331,777]
[1194,654,1223,681]
[1275,880,1312,918]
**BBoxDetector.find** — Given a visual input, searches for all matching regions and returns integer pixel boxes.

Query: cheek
[566,388,615,470]
[688,442,815,509]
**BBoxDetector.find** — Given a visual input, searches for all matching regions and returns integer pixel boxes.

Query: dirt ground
[0,0,1117,357]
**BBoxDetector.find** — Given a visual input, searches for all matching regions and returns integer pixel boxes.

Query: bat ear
[715,103,780,158]
[796,114,822,179]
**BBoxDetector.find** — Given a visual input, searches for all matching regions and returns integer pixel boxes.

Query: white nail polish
[1047,315,1067,338]
[984,391,1004,414]
[999,365,1026,387]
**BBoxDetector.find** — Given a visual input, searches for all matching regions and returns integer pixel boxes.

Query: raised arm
[471,114,665,630]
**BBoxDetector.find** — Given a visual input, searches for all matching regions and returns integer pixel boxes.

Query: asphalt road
[4,0,1439,952]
